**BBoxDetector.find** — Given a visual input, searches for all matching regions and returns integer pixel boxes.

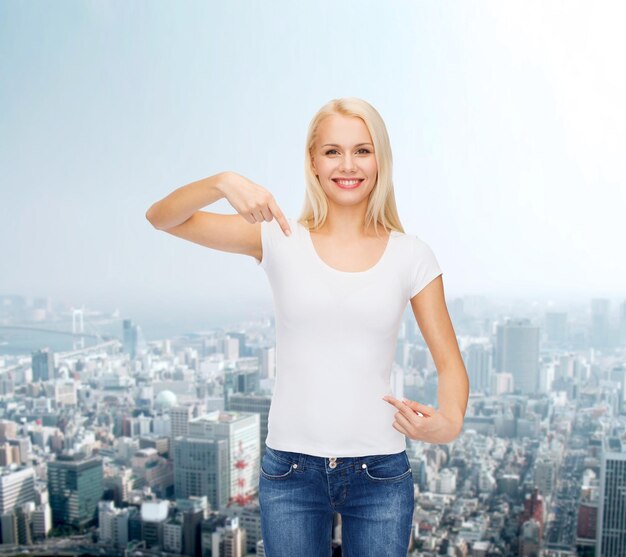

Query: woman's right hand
[219,171,292,236]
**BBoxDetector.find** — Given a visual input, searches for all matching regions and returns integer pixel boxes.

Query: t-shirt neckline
[299,221,397,275]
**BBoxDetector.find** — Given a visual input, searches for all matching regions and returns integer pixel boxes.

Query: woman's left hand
[382,395,462,444]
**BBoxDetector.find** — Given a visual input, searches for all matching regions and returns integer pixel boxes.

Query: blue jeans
[258,445,414,557]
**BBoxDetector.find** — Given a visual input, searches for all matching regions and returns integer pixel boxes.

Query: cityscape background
[1,1,625,557]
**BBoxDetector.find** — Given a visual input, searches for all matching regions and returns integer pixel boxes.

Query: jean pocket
[362,451,412,483]
[260,448,296,480]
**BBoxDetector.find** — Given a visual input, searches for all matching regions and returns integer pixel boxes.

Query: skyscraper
[544,311,568,345]
[0,466,36,515]
[590,298,611,351]
[123,319,139,359]
[31,348,55,382]
[464,343,491,394]
[47,453,103,528]
[494,319,540,394]
[172,437,229,511]
[596,437,626,556]
[173,411,260,511]
[170,405,197,439]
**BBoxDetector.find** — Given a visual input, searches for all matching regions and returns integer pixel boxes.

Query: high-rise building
[140,500,169,549]
[15,503,33,545]
[170,405,196,439]
[590,298,611,350]
[172,437,229,511]
[224,368,260,397]
[596,437,626,556]
[609,365,626,416]
[182,508,203,557]
[0,512,18,544]
[123,319,139,359]
[31,503,52,538]
[0,466,36,515]
[533,457,555,498]
[257,346,276,381]
[619,300,626,345]
[221,336,240,361]
[31,348,55,382]
[225,332,249,357]
[163,515,183,554]
[544,311,568,345]
[227,394,272,454]
[98,501,130,548]
[47,453,103,528]
[494,319,540,394]
[173,411,260,511]
[464,343,491,394]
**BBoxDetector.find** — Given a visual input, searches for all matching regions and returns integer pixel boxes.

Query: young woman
[146,97,469,557]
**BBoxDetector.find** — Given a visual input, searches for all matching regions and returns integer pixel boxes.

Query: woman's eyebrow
[321,143,373,148]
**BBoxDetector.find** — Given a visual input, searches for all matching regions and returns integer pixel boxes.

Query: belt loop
[297,452,306,471]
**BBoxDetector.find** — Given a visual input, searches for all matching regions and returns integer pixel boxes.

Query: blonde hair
[297,97,406,237]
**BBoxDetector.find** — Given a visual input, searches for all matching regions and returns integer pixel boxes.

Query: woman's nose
[339,156,357,172]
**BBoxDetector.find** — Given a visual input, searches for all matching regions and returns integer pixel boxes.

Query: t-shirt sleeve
[254,219,277,269]
[409,236,443,299]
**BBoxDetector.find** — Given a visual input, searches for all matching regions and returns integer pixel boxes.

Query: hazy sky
[1,0,624,324]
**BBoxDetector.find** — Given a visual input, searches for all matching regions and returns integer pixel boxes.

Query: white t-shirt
[254,217,443,457]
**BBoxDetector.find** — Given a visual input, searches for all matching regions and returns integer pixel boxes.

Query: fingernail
[286,229,292,236]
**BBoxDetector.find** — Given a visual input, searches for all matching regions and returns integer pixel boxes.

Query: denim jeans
[258,445,414,557]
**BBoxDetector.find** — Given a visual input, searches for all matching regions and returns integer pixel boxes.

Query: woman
[146,97,469,557]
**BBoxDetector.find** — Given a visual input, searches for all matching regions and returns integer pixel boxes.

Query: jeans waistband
[265,445,406,472]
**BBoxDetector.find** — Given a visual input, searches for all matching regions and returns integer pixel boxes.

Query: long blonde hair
[297,97,406,237]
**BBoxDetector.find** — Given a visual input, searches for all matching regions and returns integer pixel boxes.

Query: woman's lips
[332,178,364,190]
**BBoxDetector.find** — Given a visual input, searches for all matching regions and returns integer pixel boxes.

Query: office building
[47,453,103,528]
[495,319,540,394]
[0,466,36,515]
[32,348,55,382]
[597,437,626,556]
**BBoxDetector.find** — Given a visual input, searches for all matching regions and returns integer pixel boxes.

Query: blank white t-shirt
[254,217,443,457]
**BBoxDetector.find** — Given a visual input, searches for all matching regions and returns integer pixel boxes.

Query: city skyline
[0,286,624,554]
[1,2,625,554]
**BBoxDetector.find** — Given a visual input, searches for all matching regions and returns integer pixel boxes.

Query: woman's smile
[332,178,365,189]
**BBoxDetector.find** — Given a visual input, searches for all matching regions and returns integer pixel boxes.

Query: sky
[1,0,625,327]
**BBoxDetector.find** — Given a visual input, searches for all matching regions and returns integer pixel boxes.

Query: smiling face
[310,113,378,209]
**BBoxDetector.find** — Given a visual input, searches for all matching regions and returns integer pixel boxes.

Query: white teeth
[335,179,361,185]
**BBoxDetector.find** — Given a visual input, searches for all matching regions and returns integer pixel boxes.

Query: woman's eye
[324,148,371,155]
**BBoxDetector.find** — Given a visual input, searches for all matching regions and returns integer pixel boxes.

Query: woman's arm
[145,171,291,261]
[411,276,469,429]
[145,171,230,230]
[383,275,469,444]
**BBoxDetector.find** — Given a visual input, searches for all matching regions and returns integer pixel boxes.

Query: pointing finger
[268,199,292,236]
[382,396,416,418]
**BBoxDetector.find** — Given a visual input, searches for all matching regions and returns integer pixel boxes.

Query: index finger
[382,395,412,414]
[383,395,426,418]
[268,199,292,236]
